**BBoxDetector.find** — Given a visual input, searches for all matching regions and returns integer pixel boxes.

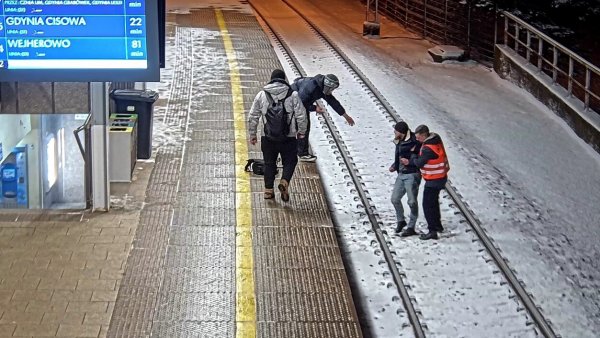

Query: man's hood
[423,133,442,145]
[263,80,291,101]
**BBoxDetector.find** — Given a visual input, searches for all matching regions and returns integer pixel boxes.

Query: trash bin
[109,113,138,134]
[110,89,158,159]
[110,113,138,125]
[108,126,136,182]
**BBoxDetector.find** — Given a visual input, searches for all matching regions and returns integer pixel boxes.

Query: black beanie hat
[270,69,286,81]
[394,121,409,134]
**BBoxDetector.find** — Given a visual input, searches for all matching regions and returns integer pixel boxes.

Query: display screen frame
[0,0,160,82]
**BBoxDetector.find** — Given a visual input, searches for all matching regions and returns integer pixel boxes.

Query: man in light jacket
[248,69,308,202]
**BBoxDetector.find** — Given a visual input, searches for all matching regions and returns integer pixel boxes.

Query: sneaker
[394,220,407,234]
[400,227,418,237]
[419,231,438,240]
[278,179,289,202]
[299,154,317,162]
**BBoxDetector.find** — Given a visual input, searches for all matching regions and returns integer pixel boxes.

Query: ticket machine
[1,163,17,199]
[0,147,28,209]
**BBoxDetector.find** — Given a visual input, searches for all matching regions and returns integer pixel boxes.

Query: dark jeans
[261,136,298,189]
[423,185,444,232]
[297,114,311,156]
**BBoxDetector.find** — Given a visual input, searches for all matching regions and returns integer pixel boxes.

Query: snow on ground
[276,0,600,337]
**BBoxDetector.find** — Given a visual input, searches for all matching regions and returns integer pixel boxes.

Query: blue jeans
[391,172,421,228]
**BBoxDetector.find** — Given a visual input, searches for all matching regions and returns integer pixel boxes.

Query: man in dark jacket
[389,121,421,236]
[291,74,355,162]
[401,125,449,240]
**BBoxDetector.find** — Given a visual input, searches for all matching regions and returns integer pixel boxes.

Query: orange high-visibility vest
[420,143,449,180]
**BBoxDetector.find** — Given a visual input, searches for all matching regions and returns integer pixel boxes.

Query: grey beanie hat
[323,74,339,88]
[414,124,430,135]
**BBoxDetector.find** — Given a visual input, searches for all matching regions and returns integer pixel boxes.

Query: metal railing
[502,11,600,113]
[366,0,498,63]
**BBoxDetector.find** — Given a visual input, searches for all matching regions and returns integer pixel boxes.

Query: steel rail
[278,1,559,337]
[248,2,426,337]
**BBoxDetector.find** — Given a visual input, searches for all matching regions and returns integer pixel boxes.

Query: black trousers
[297,114,311,156]
[261,136,298,189]
[423,186,444,232]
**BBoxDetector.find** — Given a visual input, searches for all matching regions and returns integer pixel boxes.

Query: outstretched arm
[323,95,355,126]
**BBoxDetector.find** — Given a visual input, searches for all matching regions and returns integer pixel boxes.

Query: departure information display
[0,0,159,81]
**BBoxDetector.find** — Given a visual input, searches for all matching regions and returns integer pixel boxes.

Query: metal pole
[538,39,543,70]
[585,68,591,110]
[568,57,573,96]
[89,82,110,211]
[552,47,558,83]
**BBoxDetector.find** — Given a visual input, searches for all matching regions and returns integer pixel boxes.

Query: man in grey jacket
[248,69,308,201]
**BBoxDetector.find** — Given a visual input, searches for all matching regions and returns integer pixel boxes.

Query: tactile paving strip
[250,177,325,193]
[251,191,329,210]
[162,267,235,293]
[172,207,236,226]
[254,246,345,269]
[179,164,235,179]
[257,322,362,338]
[253,226,338,247]
[175,192,236,209]
[256,292,356,321]
[177,177,236,192]
[168,226,235,246]
[154,291,235,322]
[165,245,235,268]
[254,268,349,294]
[252,208,332,227]
[151,320,235,338]
[185,140,235,154]
[180,153,236,166]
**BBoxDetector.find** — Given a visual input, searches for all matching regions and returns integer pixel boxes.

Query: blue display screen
[0,0,159,81]
[2,168,15,180]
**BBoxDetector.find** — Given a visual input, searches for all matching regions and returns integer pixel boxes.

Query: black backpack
[244,159,278,176]
[264,89,294,142]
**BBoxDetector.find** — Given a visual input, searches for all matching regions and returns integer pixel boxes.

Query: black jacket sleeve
[323,95,346,116]
[410,146,438,168]
[392,143,400,171]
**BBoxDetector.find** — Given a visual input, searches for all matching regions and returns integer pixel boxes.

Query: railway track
[249,1,559,337]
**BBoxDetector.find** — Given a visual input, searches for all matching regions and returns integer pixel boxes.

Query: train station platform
[0,3,360,338]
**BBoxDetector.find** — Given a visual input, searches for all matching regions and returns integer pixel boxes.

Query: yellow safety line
[215,9,256,338]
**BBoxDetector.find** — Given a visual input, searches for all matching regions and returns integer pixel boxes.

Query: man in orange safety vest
[400,124,449,240]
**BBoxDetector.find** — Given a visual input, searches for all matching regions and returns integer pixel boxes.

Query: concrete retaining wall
[494,45,600,154]
[0,82,90,114]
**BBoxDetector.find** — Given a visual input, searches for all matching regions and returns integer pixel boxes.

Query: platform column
[90,82,110,211]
